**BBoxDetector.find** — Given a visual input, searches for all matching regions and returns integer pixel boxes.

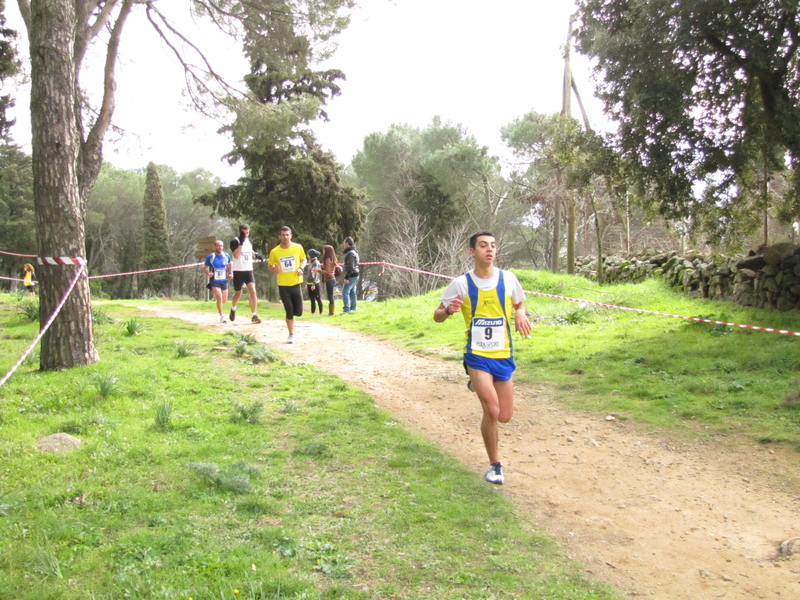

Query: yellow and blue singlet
[461,270,514,359]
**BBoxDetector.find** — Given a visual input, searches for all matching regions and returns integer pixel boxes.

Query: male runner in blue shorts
[204,240,233,323]
[434,232,531,485]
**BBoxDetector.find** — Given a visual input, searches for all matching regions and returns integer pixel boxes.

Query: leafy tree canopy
[575,0,800,219]
[352,118,500,226]
[198,137,364,251]
[197,57,363,251]
[0,144,34,273]
[0,0,19,141]
[502,111,610,199]
[352,118,505,270]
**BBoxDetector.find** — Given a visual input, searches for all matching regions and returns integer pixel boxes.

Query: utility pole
[562,15,576,274]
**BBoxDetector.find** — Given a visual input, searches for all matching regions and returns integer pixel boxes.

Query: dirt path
[145,308,800,599]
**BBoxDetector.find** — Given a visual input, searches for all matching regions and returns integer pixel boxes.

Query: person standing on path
[341,236,360,315]
[433,232,531,485]
[317,244,340,316]
[229,224,262,324]
[305,248,323,314]
[203,240,233,322]
[268,226,307,343]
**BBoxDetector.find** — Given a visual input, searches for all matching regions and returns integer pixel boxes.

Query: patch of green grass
[0,295,619,600]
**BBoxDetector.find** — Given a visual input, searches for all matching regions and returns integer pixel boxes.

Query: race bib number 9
[279,256,297,272]
[470,317,505,352]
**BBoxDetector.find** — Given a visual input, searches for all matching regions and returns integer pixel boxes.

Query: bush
[230,400,264,424]
[247,344,277,364]
[94,372,119,398]
[16,298,39,322]
[175,341,193,358]
[122,317,145,336]
[185,461,259,494]
[154,398,173,431]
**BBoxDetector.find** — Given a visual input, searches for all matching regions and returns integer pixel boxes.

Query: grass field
[1,270,797,599]
[0,290,619,600]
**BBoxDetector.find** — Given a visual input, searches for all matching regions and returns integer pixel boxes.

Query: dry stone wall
[575,243,800,311]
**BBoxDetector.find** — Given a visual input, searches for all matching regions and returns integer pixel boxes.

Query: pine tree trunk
[29,0,97,369]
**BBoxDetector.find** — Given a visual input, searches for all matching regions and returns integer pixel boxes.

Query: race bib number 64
[279,256,297,272]
[470,317,505,351]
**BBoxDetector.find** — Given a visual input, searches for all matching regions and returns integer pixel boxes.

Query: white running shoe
[287,334,295,344]
[485,463,504,485]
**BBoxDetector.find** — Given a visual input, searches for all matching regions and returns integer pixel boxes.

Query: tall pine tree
[141,162,171,295]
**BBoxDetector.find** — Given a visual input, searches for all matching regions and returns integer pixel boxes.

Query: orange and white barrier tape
[36,256,87,266]
[0,249,37,258]
[88,262,202,279]
[365,261,800,337]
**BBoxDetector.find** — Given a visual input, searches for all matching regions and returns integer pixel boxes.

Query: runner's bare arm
[434,294,462,322]
[513,301,531,337]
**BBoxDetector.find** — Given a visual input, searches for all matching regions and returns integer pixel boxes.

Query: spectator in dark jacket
[342,237,360,314]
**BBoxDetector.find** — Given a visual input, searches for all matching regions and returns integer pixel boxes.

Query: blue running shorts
[463,354,517,382]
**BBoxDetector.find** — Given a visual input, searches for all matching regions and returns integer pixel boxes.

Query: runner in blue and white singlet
[203,240,233,323]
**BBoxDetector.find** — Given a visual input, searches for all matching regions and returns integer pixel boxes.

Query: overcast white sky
[6,0,608,185]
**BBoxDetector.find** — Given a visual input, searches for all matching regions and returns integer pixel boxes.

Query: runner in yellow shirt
[268,226,307,344]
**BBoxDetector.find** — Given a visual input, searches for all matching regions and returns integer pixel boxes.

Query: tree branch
[79,0,134,202]
[15,0,31,33]
[700,28,747,69]
[145,1,246,112]
[79,0,121,65]
[775,6,799,75]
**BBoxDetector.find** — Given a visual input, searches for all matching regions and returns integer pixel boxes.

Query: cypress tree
[141,162,171,295]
